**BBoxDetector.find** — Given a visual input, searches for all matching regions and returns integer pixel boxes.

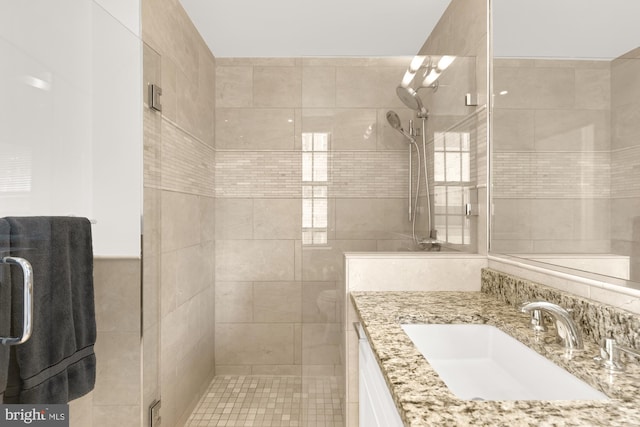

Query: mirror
[490,0,640,288]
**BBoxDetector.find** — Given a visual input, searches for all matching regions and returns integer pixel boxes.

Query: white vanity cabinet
[358,324,404,427]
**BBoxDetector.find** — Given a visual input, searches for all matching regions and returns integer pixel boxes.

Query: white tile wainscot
[343,252,488,427]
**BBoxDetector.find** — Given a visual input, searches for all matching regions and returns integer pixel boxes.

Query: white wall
[92,2,142,257]
[0,0,142,257]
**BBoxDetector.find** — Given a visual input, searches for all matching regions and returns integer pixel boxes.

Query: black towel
[4,217,96,404]
[0,218,11,399]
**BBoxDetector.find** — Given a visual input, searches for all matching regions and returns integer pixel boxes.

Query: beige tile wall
[69,258,142,427]
[492,58,612,254]
[611,48,640,281]
[214,57,418,384]
[142,1,217,427]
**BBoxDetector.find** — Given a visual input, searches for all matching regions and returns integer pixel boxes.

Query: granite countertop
[351,291,640,426]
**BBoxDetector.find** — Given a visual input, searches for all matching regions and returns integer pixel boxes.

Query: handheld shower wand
[386,111,415,142]
[386,111,421,235]
[386,109,436,249]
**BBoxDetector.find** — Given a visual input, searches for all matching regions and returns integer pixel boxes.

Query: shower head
[386,111,415,143]
[396,86,428,118]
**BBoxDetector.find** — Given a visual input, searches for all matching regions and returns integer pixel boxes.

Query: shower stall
[211,48,487,425]
[188,0,490,423]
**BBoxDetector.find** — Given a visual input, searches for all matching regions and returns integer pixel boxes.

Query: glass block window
[302,133,329,245]
[433,131,472,245]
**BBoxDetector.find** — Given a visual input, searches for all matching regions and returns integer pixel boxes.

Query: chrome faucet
[520,301,583,350]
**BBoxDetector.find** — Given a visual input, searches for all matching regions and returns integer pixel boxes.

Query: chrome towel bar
[0,257,33,345]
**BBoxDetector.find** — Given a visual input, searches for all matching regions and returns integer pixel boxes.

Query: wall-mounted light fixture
[401,55,429,87]
[400,55,456,90]
[420,55,455,87]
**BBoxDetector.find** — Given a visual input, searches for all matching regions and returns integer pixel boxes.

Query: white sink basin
[401,324,608,401]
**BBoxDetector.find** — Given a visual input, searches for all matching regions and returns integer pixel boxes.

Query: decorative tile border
[214,150,409,198]
[493,152,611,199]
[143,112,216,197]
[161,121,216,197]
[612,145,640,198]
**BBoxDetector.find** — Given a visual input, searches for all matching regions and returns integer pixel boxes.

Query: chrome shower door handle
[0,256,34,345]
[408,145,413,222]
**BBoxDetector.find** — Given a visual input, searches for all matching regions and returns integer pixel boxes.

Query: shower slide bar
[0,257,33,345]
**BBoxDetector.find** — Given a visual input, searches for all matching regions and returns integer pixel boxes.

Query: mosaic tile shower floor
[185,375,344,427]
